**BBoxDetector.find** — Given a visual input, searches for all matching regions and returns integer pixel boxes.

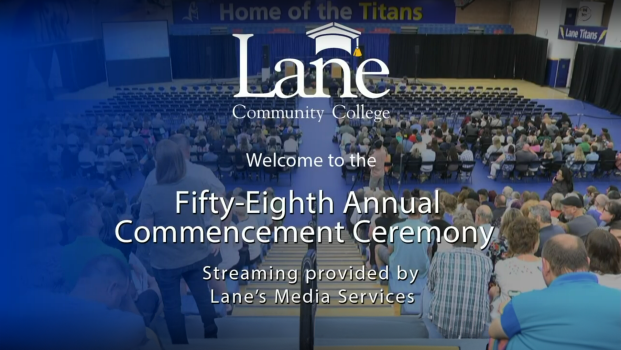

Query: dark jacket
[544,181,572,202]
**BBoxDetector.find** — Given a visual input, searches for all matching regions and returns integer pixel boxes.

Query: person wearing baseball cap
[561,195,598,240]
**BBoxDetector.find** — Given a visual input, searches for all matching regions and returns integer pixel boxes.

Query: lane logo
[235,22,389,99]
[306,22,362,56]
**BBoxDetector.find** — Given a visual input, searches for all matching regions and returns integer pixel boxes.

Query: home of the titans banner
[173,0,456,24]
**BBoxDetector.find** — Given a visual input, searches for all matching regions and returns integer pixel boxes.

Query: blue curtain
[357,34,389,74]
[235,34,390,79]
[170,35,238,79]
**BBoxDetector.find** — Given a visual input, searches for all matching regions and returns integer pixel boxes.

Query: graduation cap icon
[307,22,362,57]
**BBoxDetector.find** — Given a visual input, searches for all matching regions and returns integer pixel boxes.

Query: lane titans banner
[173,0,456,24]
[558,25,607,44]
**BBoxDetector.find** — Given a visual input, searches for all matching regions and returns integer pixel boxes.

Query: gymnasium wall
[454,0,511,24]
[9,0,173,44]
[600,0,615,27]
[536,0,576,59]
[452,0,542,36]
[510,0,540,35]
[607,0,621,48]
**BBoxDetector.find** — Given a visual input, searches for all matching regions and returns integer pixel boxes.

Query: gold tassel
[353,38,362,57]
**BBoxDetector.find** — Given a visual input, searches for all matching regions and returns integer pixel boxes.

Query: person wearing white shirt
[421,148,436,174]
[340,132,356,153]
[489,217,546,320]
[494,130,506,144]
[503,136,514,153]
[237,132,251,147]
[412,135,427,154]
[78,144,97,176]
[109,147,128,165]
[266,132,282,147]
[489,116,503,128]
[421,129,433,146]
[283,135,298,154]
[78,144,97,164]
[359,138,370,154]
[459,145,474,169]
[195,116,207,132]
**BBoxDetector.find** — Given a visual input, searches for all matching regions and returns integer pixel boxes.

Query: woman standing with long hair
[140,140,219,343]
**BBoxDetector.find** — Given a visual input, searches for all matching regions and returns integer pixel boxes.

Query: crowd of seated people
[346,181,621,345]
[335,113,485,184]
[334,111,621,187]
[14,185,163,349]
[185,119,301,180]
[17,134,286,348]
[37,110,302,184]
[22,104,302,348]
[474,115,620,180]
[22,94,621,349]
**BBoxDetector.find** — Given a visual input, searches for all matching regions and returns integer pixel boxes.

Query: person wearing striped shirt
[459,143,474,181]
[424,219,493,339]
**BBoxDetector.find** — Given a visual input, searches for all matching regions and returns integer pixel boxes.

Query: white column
[536,0,577,59]
[606,0,621,48]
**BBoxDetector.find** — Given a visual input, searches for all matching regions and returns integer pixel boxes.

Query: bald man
[489,234,621,349]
